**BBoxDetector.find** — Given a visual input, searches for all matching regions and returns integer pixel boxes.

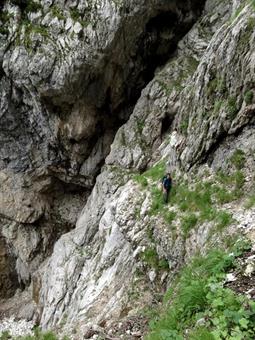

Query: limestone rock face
[36,0,255,331]
[1,0,255,335]
[0,0,204,293]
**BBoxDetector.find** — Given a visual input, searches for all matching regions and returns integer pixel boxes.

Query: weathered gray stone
[1,0,255,337]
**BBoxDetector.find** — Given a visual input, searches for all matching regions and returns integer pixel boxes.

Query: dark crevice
[0,234,20,298]
[161,113,175,137]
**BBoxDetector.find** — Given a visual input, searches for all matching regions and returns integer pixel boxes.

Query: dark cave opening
[161,113,175,137]
[107,5,205,129]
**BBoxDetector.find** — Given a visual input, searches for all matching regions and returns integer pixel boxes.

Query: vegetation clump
[244,90,254,104]
[146,240,255,340]
[227,96,238,118]
[140,247,169,270]
[134,160,246,238]
[230,149,246,170]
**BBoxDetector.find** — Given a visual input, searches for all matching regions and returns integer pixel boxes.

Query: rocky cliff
[0,0,255,338]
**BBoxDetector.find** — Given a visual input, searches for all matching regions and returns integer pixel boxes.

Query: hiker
[162,173,172,203]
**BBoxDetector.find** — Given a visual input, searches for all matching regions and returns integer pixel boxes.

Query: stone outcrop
[0,0,205,292]
[35,0,255,333]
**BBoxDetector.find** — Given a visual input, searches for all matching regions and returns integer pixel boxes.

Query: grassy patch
[230,149,246,170]
[215,211,234,232]
[140,247,169,270]
[70,8,88,27]
[216,169,245,198]
[146,243,255,340]
[163,210,176,225]
[180,116,189,135]
[244,193,255,209]
[206,76,227,98]
[133,174,148,188]
[181,214,198,237]
[143,161,166,181]
[229,3,246,23]
[227,96,238,118]
[51,5,65,20]
[25,0,42,13]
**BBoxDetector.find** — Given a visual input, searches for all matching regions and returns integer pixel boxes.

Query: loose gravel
[0,317,34,338]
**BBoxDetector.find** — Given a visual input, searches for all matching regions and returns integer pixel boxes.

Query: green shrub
[25,0,42,13]
[51,5,65,20]
[230,149,246,170]
[238,16,255,52]
[215,211,233,232]
[163,210,176,225]
[234,170,245,191]
[140,247,168,270]
[227,96,238,118]
[70,8,81,21]
[0,27,9,35]
[181,214,198,237]
[244,90,254,104]
[180,117,189,135]
[158,259,169,270]
[0,331,11,340]
[206,78,218,96]
[213,100,223,114]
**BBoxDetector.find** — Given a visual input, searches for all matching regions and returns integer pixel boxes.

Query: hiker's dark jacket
[162,176,172,191]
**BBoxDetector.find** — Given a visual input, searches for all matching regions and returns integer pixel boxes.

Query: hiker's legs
[163,189,169,203]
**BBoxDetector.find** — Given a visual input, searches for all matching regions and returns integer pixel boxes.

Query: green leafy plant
[0,331,11,340]
[146,244,255,340]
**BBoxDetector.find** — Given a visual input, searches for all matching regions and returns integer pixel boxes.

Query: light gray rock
[36,0,243,330]
[0,0,205,298]
[1,0,255,336]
